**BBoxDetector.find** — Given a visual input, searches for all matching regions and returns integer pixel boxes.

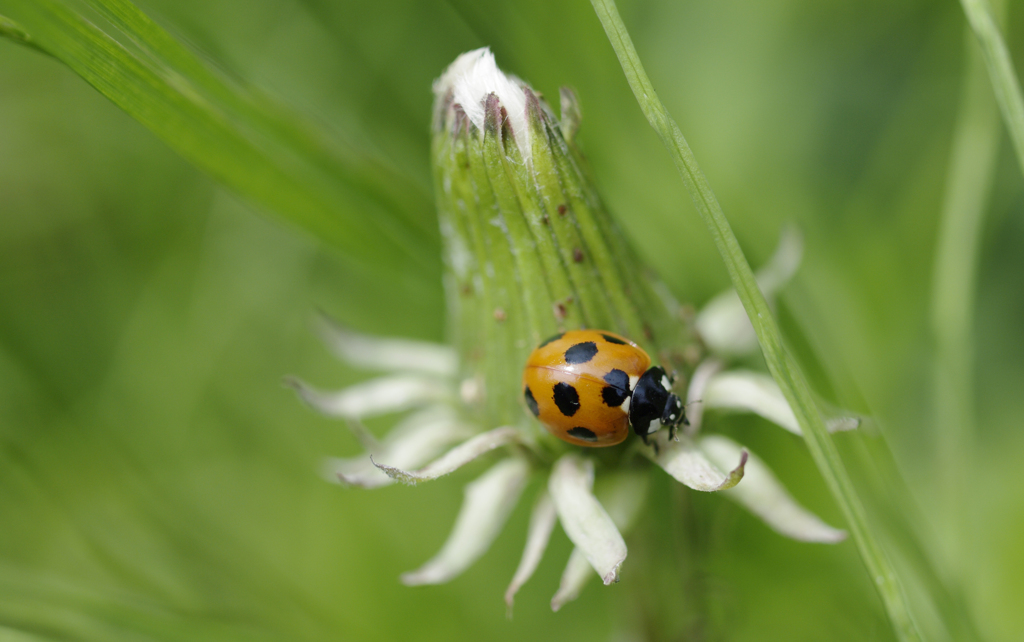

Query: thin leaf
[934,0,1003,582]
[589,1,922,639]
[0,13,45,54]
[0,0,438,279]
[959,0,1024,176]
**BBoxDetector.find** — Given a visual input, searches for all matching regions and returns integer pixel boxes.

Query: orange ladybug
[522,330,687,447]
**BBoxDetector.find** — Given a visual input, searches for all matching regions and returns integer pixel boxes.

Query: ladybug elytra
[522,330,687,447]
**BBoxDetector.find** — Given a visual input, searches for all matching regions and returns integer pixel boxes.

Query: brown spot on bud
[572,247,585,263]
[557,204,567,216]
[542,214,550,225]
[552,296,574,321]
[494,308,507,322]
[643,323,654,341]
[499,105,512,143]
[461,283,473,296]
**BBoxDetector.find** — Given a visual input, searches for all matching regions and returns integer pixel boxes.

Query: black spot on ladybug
[524,386,539,417]
[568,427,598,442]
[553,382,580,417]
[602,386,629,408]
[539,332,565,348]
[601,369,630,407]
[601,334,626,345]
[603,368,630,389]
[564,341,598,364]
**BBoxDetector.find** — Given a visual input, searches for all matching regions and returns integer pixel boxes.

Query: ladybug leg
[640,432,660,455]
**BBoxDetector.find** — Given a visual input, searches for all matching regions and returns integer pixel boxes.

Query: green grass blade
[0,0,438,280]
[931,19,1001,587]
[959,0,1024,176]
[589,0,922,639]
[0,13,46,54]
[80,0,438,247]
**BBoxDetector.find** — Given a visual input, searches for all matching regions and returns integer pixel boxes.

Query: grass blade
[931,17,1001,586]
[959,0,1024,176]
[0,0,438,280]
[589,0,922,639]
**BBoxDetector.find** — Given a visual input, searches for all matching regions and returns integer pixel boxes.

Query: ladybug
[522,330,687,448]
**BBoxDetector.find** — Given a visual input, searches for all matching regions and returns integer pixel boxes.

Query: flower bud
[431,48,694,428]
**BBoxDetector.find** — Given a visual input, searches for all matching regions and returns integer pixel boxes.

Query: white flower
[288,231,854,614]
[289,48,858,615]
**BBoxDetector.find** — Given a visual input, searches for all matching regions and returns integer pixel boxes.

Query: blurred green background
[1,0,1023,639]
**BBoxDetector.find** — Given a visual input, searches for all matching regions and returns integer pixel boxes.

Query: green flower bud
[290,49,849,612]
[431,48,695,429]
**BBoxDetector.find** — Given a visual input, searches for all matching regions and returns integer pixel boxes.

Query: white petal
[700,435,846,543]
[704,370,800,434]
[504,492,557,616]
[373,426,521,485]
[285,374,450,419]
[826,416,861,432]
[549,469,650,611]
[317,315,457,376]
[548,455,627,585]
[434,48,532,162]
[704,370,858,435]
[753,225,803,294]
[695,227,802,356]
[550,548,591,612]
[401,458,530,585]
[325,407,472,488]
[694,290,758,357]
[646,434,747,492]
[684,358,724,435]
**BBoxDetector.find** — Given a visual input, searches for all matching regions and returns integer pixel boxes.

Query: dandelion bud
[431,47,693,428]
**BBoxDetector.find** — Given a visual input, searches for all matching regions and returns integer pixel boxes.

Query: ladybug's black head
[628,366,686,438]
[661,393,686,428]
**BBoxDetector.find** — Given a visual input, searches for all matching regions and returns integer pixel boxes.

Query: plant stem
[589,0,921,639]
[0,13,46,54]
[959,0,1024,176]
[931,11,1001,589]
